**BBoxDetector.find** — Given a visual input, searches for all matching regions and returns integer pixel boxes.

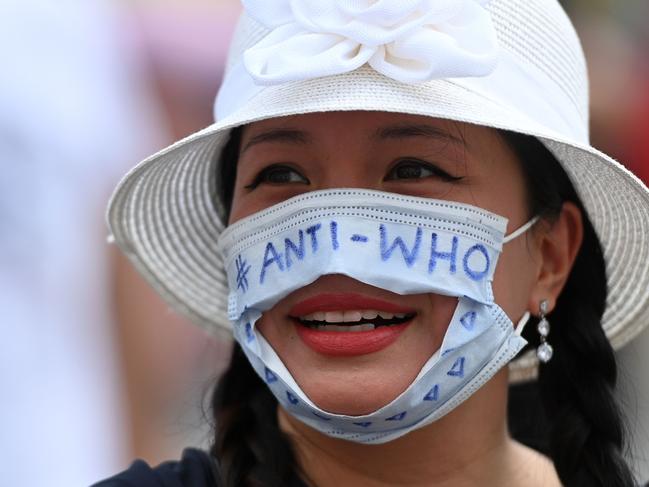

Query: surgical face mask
[217,189,534,444]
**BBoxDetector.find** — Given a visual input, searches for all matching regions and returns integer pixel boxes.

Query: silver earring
[536,300,553,363]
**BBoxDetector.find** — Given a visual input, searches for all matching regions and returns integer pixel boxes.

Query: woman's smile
[255,273,456,414]
[290,292,417,356]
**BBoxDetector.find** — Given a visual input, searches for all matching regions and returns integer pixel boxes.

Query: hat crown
[218,0,589,140]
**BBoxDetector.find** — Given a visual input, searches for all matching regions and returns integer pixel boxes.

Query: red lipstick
[289,293,415,316]
[290,293,415,357]
[295,323,410,356]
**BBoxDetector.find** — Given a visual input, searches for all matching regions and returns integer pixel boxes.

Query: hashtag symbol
[235,255,251,292]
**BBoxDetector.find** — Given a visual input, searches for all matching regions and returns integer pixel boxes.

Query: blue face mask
[217,188,534,444]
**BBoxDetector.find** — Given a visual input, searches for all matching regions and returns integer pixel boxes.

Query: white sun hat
[107,0,649,380]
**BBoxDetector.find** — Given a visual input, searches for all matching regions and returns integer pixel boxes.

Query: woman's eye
[245,164,309,189]
[385,159,462,182]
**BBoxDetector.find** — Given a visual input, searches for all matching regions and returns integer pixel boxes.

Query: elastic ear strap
[514,311,531,336]
[503,216,540,244]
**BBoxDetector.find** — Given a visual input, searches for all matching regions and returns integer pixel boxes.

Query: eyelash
[244,159,463,190]
[244,164,309,189]
[384,158,463,182]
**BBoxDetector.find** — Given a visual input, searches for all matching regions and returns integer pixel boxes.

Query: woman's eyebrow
[373,123,464,146]
[241,128,312,154]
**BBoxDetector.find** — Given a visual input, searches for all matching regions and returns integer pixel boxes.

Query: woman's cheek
[492,238,539,320]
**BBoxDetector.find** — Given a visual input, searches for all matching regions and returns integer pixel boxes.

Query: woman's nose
[317,156,379,191]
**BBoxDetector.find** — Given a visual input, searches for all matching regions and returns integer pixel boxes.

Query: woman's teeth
[297,310,413,331]
[301,310,407,322]
[312,323,378,332]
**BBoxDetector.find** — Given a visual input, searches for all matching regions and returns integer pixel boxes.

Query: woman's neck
[278,370,560,487]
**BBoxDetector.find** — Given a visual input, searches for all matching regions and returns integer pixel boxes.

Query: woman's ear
[528,202,584,313]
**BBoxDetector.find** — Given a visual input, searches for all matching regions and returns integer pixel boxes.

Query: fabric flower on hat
[242,0,499,85]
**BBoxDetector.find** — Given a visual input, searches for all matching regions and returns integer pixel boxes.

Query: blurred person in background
[0,0,172,484]
[110,0,239,465]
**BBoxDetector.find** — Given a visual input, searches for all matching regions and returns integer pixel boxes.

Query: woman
[95,0,649,486]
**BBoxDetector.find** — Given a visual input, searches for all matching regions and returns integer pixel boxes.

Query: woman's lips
[289,293,416,316]
[295,322,411,356]
[289,293,415,356]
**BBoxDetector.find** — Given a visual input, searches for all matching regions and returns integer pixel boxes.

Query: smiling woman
[96,1,649,486]
[209,113,587,484]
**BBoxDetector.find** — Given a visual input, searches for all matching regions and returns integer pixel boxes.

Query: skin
[229,111,583,486]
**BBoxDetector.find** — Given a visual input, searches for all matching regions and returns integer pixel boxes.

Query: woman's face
[229,111,541,415]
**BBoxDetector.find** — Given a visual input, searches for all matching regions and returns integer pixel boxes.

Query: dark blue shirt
[91,448,308,487]
[91,447,649,487]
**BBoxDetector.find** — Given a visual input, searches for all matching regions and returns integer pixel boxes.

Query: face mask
[217,189,534,444]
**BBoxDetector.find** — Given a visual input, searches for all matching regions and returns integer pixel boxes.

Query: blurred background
[0,0,647,485]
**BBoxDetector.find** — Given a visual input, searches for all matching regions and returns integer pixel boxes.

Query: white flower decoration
[242,0,499,85]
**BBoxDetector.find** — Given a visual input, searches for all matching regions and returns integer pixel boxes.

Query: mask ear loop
[514,311,531,336]
[503,216,540,244]
[504,216,538,337]
[502,215,539,337]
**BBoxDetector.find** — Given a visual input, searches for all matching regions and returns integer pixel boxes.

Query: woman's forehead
[240,111,506,159]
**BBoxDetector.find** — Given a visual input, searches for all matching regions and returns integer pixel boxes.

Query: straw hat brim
[107,68,649,381]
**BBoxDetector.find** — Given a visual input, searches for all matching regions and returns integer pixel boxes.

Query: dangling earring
[536,299,553,363]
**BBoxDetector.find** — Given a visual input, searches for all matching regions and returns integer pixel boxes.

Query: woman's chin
[296,376,410,416]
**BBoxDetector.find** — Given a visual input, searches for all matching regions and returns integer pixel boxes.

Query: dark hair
[504,132,635,486]
[209,125,635,486]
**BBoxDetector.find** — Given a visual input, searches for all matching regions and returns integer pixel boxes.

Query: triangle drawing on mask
[447,357,466,377]
[245,322,255,343]
[286,391,299,405]
[353,421,373,428]
[460,310,477,331]
[264,367,278,383]
[385,411,407,421]
[312,411,332,421]
[424,384,440,401]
